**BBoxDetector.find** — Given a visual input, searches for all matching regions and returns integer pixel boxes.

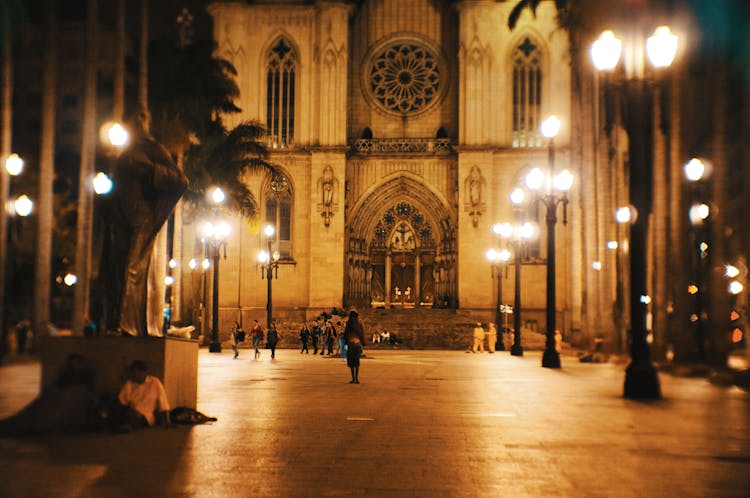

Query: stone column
[414,252,421,305]
[385,250,392,309]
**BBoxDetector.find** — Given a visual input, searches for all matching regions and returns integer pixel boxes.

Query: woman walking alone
[267,322,280,359]
[343,309,365,384]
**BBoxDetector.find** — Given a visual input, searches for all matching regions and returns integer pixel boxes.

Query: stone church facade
[186,0,578,336]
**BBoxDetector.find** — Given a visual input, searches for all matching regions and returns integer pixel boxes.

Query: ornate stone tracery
[365,39,444,116]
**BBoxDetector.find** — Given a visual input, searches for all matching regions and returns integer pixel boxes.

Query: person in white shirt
[116,360,170,430]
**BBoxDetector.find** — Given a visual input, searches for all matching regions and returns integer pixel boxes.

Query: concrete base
[40,336,198,409]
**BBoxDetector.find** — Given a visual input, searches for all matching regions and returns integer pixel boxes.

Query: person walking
[267,322,280,359]
[472,322,485,353]
[487,323,498,353]
[231,320,245,359]
[251,319,264,359]
[299,324,310,354]
[324,321,336,356]
[343,309,365,384]
[311,321,321,354]
[336,321,347,360]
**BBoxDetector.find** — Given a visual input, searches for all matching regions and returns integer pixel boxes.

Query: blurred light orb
[93,172,113,195]
[15,195,33,217]
[5,153,24,176]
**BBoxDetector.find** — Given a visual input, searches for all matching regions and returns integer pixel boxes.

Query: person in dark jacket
[299,324,310,354]
[343,309,366,384]
[267,323,280,359]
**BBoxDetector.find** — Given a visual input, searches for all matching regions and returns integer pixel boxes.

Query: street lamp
[526,115,573,369]
[258,223,280,330]
[486,246,511,352]
[592,25,678,398]
[494,206,535,357]
[202,218,230,352]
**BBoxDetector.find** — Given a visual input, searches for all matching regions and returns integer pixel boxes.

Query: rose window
[367,41,442,116]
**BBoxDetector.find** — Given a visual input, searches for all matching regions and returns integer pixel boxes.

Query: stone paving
[1,349,749,497]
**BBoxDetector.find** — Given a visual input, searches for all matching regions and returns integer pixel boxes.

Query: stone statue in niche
[464,165,486,227]
[317,165,338,227]
[97,108,189,336]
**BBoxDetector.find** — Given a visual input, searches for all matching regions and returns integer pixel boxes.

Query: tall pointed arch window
[266,38,296,148]
[265,173,293,258]
[512,37,542,148]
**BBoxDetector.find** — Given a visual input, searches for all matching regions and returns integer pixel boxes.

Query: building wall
[204,0,574,337]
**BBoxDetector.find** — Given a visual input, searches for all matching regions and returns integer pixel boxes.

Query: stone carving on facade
[363,37,447,117]
[317,165,339,227]
[464,165,486,227]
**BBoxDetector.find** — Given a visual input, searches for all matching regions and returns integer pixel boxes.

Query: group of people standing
[298,320,344,357]
[228,310,366,384]
[470,322,501,353]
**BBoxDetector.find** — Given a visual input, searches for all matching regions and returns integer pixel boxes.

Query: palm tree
[33,0,57,343]
[147,34,275,327]
[72,0,98,337]
[148,37,274,217]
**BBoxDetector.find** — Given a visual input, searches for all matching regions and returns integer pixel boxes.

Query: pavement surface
[0,349,749,498]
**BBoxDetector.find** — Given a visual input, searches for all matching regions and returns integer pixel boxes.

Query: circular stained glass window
[366,40,443,116]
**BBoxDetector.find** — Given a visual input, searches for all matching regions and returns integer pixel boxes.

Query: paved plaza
[1,348,749,497]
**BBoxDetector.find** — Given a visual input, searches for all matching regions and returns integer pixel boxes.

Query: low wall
[40,336,198,409]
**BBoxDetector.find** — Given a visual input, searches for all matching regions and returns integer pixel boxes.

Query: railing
[350,138,453,154]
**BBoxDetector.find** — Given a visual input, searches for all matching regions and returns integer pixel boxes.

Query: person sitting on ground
[380,330,390,344]
[0,353,96,436]
[112,360,170,432]
[371,332,380,344]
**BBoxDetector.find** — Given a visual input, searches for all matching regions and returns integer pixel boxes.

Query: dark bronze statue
[98,109,188,336]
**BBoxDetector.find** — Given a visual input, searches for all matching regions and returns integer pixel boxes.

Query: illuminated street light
[211,187,226,204]
[728,281,743,295]
[5,153,24,176]
[14,195,33,217]
[63,273,78,286]
[202,218,230,353]
[259,224,281,330]
[101,121,130,148]
[525,116,572,369]
[92,172,113,195]
[725,265,740,278]
[487,238,512,352]
[592,24,679,399]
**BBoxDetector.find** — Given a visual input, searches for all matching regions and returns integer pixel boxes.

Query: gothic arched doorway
[345,177,457,309]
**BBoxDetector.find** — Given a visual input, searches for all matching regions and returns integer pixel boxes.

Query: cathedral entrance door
[390,251,415,308]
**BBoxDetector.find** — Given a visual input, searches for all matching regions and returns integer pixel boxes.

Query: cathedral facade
[188,0,578,335]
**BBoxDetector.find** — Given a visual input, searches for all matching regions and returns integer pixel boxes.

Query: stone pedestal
[40,336,198,409]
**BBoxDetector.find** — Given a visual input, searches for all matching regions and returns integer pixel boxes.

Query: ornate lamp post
[486,247,511,352]
[494,212,535,357]
[258,224,280,330]
[592,25,678,398]
[202,217,230,353]
[525,116,574,368]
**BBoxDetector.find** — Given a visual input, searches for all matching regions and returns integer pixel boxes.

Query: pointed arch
[262,169,294,258]
[264,35,298,148]
[509,32,546,148]
[346,175,458,308]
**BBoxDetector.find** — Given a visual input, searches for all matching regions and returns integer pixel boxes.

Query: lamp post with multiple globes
[258,224,280,330]
[525,115,574,369]
[592,25,678,398]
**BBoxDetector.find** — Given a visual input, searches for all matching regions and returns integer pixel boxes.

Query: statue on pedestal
[98,109,188,336]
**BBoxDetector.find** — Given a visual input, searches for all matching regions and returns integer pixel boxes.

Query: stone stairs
[245,307,575,353]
